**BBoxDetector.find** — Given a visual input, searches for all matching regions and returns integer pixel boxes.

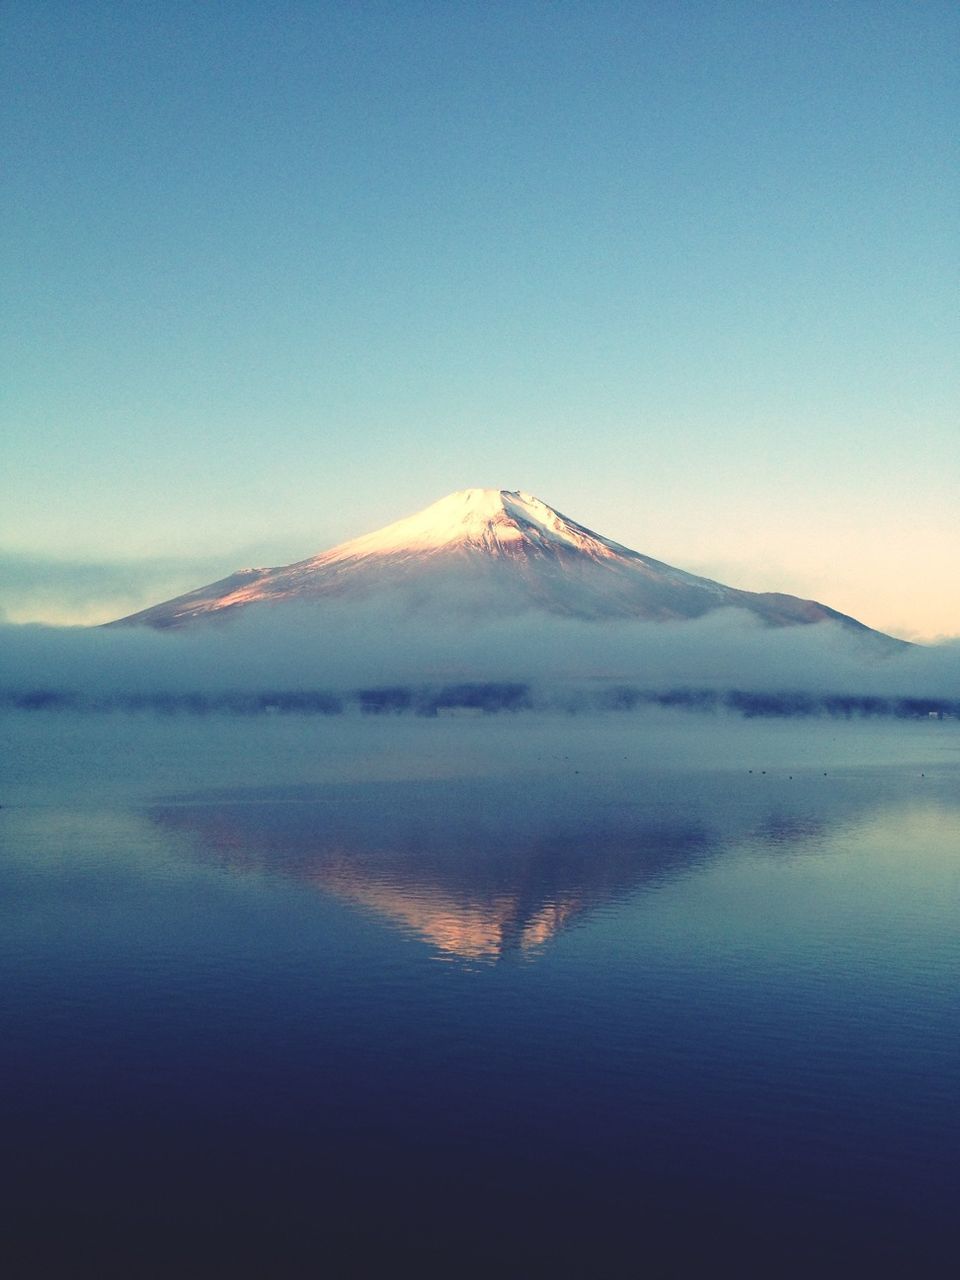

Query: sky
[2,0,957,640]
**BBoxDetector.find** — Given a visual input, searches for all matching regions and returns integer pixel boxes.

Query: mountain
[109,488,890,640]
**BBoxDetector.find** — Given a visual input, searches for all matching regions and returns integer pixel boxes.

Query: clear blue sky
[2,1,957,637]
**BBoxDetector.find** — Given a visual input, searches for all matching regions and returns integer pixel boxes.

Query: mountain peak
[322,488,628,562]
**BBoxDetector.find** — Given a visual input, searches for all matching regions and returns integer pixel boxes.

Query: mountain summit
[109,487,889,640]
[324,488,633,559]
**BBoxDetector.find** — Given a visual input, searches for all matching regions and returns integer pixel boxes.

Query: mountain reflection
[300,873,581,959]
[150,771,875,960]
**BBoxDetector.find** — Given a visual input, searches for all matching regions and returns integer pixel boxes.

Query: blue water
[1,712,958,1276]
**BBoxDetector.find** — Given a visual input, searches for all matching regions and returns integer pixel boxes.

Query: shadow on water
[150,767,910,961]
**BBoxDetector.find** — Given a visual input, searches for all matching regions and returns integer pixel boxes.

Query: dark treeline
[601,687,959,719]
[2,684,959,720]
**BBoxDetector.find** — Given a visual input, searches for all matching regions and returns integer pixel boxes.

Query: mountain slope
[108,488,891,641]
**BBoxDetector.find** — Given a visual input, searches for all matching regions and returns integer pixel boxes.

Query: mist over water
[2,606,959,719]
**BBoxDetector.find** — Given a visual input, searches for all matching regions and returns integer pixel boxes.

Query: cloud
[0,549,262,625]
[1,600,958,717]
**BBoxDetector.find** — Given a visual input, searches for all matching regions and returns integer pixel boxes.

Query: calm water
[2,712,958,1276]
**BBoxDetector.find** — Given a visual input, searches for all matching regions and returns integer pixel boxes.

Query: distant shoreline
[3,683,958,721]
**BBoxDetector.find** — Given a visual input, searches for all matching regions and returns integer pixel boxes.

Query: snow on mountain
[332,488,629,558]
[108,488,891,641]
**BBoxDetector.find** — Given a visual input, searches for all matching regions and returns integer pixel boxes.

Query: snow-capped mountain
[109,488,889,639]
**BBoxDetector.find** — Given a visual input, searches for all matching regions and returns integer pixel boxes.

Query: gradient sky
[2,1,957,639]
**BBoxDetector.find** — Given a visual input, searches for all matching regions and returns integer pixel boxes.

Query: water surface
[2,712,958,1275]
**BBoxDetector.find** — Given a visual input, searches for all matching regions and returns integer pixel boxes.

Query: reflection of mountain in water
[151,771,892,961]
[298,870,583,960]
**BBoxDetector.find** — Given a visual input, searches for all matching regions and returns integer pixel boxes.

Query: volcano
[109,488,891,641]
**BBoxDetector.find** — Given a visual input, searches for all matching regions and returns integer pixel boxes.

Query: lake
[1,710,958,1276]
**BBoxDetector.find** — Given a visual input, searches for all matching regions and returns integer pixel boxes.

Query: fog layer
[2,602,958,716]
